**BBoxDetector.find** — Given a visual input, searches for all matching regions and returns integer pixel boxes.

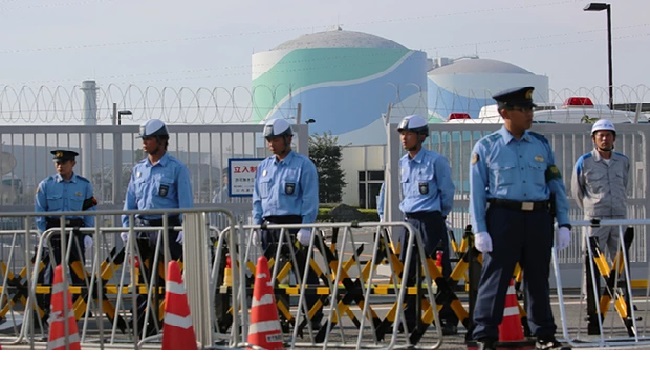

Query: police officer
[571,119,630,335]
[35,150,96,312]
[396,114,457,335]
[121,119,193,336]
[469,87,571,350]
[252,118,323,329]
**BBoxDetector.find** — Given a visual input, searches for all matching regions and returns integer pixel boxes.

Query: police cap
[492,86,537,108]
[51,150,79,162]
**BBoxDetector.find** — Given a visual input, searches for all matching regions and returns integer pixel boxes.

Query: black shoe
[536,338,570,350]
[441,324,458,336]
[476,338,497,350]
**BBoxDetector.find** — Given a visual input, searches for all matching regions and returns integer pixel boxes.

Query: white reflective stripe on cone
[164,312,193,329]
[166,280,185,294]
[48,333,81,349]
[252,293,275,307]
[249,320,282,334]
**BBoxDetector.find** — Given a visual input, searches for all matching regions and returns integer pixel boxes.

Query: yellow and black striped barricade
[313,226,384,345]
[553,219,650,349]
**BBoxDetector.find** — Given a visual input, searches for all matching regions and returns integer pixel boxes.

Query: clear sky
[1,0,649,100]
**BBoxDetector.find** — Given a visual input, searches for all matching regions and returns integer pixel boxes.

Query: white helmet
[262,118,292,139]
[137,119,169,138]
[397,114,429,137]
[590,119,615,135]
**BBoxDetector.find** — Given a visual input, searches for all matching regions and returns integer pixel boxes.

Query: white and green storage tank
[252,29,428,145]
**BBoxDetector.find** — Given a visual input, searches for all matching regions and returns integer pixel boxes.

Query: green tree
[308,131,346,203]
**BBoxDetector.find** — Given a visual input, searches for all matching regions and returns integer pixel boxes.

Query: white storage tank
[252,28,428,145]
[428,57,549,121]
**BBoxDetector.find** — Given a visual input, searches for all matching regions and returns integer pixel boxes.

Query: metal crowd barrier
[553,218,650,349]
[0,207,235,350]
[211,221,445,350]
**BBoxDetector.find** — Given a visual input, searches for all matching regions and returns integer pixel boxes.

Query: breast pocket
[69,194,85,211]
[134,178,147,200]
[490,162,517,187]
[259,178,273,199]
[282,168,300,197]
[527,161,547,187]
[46,192,64,211]
[155,177,175,199]
[415,170,434,196]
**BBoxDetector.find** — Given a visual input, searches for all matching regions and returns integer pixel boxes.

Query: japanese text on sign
[228,158,264,197]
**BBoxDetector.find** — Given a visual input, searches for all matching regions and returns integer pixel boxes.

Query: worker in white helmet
[571,118,630,335]
[121,118,194,338]
[252,118,323,331]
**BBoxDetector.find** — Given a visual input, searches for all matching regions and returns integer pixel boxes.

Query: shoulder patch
[545,165,562,181]
[471,152,479,165]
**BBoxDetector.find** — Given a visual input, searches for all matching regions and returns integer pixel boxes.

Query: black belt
[46,218,84,229]
[136,215,181,227]
[405,211,441,219]
[488,199,549,212]
[263,215,301,225]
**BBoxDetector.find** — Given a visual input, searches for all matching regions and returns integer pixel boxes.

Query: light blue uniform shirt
[35,173,95,233]
[252,150,319,225]
[122,152,193,226]
[398,148,455,216]
[469,126,570,233]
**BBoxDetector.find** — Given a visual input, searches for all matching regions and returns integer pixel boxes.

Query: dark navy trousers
[471,206,557,341]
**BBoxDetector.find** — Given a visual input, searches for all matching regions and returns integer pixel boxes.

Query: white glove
[445,218,453,231]
[175,231,184,244]
[84,236,93,250]
[297,228,311,246]
[474,232,493,253]
[251,230,261,246]
[120,232,129,245]
[556,227,571,251]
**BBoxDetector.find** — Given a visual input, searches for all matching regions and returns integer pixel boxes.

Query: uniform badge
[136,171,142,178]
[285,182,295,195]
[159,184,169,197]
[262,169,267,177]
[75,191,82,197]
[525,89,533,100]
[535,155,544,162]
[471,153,479,165]
[418,182,429,195]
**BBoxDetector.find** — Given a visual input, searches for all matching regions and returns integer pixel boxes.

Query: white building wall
[340,145,386,206]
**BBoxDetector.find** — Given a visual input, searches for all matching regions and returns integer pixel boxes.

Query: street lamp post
[584,2,613,109]
[117,110,132,125]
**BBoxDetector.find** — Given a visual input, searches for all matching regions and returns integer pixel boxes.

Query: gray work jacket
[571,148,630,219]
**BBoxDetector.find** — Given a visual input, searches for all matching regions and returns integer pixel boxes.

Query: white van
[446,97,649,124]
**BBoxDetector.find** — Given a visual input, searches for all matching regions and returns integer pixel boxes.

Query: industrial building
[251,28,551,208]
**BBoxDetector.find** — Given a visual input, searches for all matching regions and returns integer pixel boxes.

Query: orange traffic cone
[247,256,284,350]
[499,279,524,341]
[161,260,197,350]
[47,265,81,350]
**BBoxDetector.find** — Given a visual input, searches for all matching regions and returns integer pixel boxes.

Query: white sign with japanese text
[228,158,264,197]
